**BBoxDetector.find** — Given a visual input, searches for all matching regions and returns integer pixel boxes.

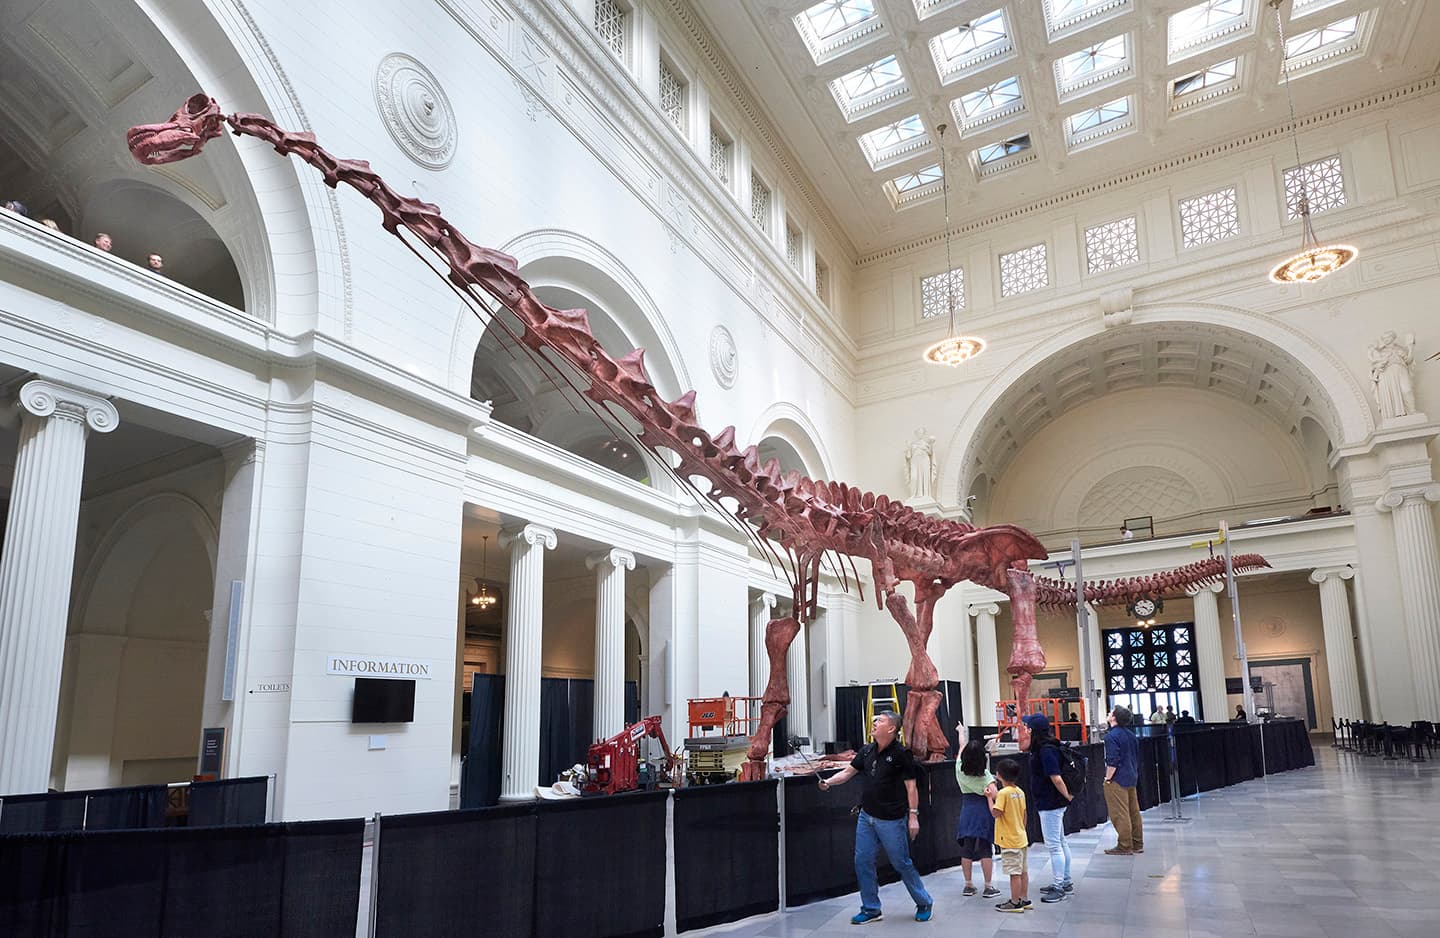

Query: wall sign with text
[326,653,434,679]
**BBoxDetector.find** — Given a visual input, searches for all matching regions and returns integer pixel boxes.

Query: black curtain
[463,673,505,808]
[533,790,667,938]
[376,805,536,937]
[674,781,780,931]
[188,777,269,827]
[833,681,964,757]
[0,792,86,834]
[915,762,963,874]
[538,678,595,789]
[82,785,168,831]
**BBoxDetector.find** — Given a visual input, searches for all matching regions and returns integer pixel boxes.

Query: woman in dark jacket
[954,725,1000,898]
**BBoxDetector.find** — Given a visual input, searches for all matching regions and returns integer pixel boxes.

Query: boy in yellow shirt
[988,758,1031,913]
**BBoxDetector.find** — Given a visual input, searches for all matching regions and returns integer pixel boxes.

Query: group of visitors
[817,704,1145,923]
[2,201,166,276]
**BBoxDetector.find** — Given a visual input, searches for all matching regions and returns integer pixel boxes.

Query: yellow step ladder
[865,683,904,745]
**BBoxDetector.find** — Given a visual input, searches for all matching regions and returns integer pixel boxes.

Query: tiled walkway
[691,744,1440,937]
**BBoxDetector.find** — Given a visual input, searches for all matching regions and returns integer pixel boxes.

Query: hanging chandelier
[1265,0,1357,285]
[923,123,986,366]
[471,535,498,610]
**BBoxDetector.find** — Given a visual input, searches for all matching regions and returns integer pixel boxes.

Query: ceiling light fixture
[1265,0,1357,285]
[471,535,498,610]
[923,123,986,367]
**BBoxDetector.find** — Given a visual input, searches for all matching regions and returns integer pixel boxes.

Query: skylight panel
[1043,0,1129,36]
[831,55,909,118]
[1285,14,1357,58]
[803,0,877,39]
[892,163,942,193]
[930,10,1011,81]
[958,77,1022,119]
[1054,34,1131,97]
[976,133,1031,164]
[1168,0,1248,59]
[859,114,931,168]
[1173,57,1237,96]
[1068,96,1129,135]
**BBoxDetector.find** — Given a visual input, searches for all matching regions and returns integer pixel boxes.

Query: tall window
[1104,624,1202,719]
[709,123,733,185]
[750,174,771,232]
[594,0,627,59]
[658,58,686,129]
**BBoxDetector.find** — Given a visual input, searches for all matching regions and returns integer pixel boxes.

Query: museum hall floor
[692,744,1440,938]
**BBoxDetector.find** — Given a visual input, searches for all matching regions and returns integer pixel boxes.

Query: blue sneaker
[915,905,933,922]
[851,909,883,925]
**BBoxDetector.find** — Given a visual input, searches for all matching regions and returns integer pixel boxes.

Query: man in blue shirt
[1102,705,1143,855]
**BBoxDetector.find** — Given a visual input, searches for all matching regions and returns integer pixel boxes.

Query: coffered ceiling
[691,0,1440,257]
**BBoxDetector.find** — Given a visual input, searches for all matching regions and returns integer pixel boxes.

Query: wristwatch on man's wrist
[909,808,919,815]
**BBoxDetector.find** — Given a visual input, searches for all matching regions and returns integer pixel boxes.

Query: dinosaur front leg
[885,584,948,762]
[741,615,800,782]
[1005,567,1046,708]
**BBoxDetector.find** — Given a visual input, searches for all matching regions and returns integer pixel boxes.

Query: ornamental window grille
[1178,186,1239,246]
[709,125,733,184]
[750,174,771,232]
[999,243,1048,297]
[595,0,627,59]
[921,268,965,319]
[658,59,685,129]
[1102,624,1200,704]
[1085,216,1139,272]
[786,223,802,268]
[1283,155,1345,219]
[815,255,830,305]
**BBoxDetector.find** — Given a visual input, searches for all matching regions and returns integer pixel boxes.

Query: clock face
[1133,598,1157,618]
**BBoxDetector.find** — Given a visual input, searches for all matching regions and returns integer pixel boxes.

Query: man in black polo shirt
[818,711,934,924]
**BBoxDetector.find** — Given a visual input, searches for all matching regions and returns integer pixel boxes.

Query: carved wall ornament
[1368,330,1417,420]
[709,325,738,388]
[375,54,457,169]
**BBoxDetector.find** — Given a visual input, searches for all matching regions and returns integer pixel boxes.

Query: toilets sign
[326,653,434,679]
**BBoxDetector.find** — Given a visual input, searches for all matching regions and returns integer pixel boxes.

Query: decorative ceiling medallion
[375,53,456,169]
[709,325,738,388]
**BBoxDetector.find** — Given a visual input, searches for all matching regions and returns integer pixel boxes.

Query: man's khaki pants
[1103,780,1143,851]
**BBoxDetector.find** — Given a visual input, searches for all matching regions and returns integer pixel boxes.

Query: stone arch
[941,304,1374,507]
[749,403,836,481]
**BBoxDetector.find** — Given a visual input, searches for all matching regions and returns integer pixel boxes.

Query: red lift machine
[583,715,679,795]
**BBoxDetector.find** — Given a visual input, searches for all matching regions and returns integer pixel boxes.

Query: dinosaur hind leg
[741,616,800,782]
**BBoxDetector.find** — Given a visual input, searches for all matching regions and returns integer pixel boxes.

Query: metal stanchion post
[1162,727,1189,823]
[367,812,381,938]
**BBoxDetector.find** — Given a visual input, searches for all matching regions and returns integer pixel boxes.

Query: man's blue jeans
[1039,807,1072,887]
[854,810,932,913]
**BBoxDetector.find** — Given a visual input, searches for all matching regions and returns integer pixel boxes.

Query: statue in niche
[904,427,937,501]
[1369,331,1417,420]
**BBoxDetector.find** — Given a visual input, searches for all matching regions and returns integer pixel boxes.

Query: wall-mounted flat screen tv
[352,677,416,723]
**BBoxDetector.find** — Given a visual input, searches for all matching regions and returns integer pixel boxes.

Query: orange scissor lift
[995,697,1089,744]
[684,695,761,785]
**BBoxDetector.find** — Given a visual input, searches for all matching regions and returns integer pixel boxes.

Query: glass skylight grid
[751,174,771,232]
[1085,216,1140,272]
[836,55,905,101]
[802,0,877,39]
[1168,0,1246,57]
[921,268,965,318]
[958,77,1022,119]
[1055,34,1129,95]
[859,114,930,167]
[658,59,685,129]
[1068,96,1130,137]
[1283,155,1345,219]
[931,10,1010,79]
[1043,0,1128,36]
[1173,57,1237,96]
[1285,14,1358,59]
[709,126,732,184]
[892,163,942,193]
[976,133,1031,164]
[999,243,1049,297]
[1179,187,1240,246]
[595,0,627,58]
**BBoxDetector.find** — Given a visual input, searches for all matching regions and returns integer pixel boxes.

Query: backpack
[1046,741,1087,799]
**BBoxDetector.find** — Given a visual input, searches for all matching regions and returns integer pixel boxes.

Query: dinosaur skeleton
[128,96,1270,776]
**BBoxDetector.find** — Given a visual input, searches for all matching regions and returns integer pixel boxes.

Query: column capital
[968,602,1000,618]
[586,548,635,572]
[1375,483,1440,512]
[500,523,556,551]
[753,592,777,610]
[18,379,118,433]
[1185,582,1225,596]
[1308,565,1355,585]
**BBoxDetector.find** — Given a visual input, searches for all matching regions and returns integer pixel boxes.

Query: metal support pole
[1220,522,1257,723]
[366,812,382,938]
[1072,539,1099,739]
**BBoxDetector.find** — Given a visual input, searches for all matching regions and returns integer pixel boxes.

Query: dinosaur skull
[127,93,225,165]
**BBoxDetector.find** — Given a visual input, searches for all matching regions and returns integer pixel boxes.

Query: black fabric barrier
[0,792,87,834]
[376,803,536,937]
[674,781,779,932]
[0,819,362,937]
[81,785,167,831]
[188,777,269,828]
[782,772,867,906]
[534,790,667,938]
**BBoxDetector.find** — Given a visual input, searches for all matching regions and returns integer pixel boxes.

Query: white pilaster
[588,548,634,741]
[969,603,1001,724]
[499,523,556,802]
[0,380,118,795]
[1309,566,1364,721]
[1377,484,1440,720]
[1189,582,1227,723]
[1083,604,1104,726]
[749,592,776,699]
[786,617,809,741]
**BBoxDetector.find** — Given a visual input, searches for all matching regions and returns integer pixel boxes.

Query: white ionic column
[749,592,776,699]
[786,617,809,741]
[1378,485,1440,719]
[1188,582,1227,724]
[587,548,634,741]
[969,603,1001,724]
[499,523,556,801]
[954,599,978,725]
[0,380,118,795]
[1309,566,1363,721]
[1083,604,1105,725]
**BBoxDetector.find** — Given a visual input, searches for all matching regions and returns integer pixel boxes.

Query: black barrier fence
[0,776,270,834]
[0,722,1313,935]
[0,819,363,937]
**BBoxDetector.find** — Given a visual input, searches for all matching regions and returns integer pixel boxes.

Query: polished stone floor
[692,744,1440,937]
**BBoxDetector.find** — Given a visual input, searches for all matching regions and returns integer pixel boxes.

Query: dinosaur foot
[904,689,948,762]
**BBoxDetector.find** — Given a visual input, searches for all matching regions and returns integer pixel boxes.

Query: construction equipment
[683,695,761,785]
[865,683,904,744]
[995,697,1089,744]
[583,715,679,795]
